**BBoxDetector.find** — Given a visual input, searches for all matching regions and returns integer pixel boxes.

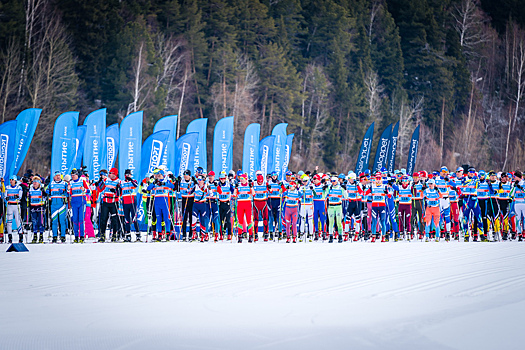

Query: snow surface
[1,240,525,350]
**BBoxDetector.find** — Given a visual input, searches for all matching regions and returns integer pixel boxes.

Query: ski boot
[480,234,488,242]
[264,233,269,242]
[286,236,291,243]
[381,235,386,243]
[19,234,24,243]
[61,236,66,243]
[79,236,85,243]
[314,232,319,241]
[51,236,57,243]
[353,233,359,241]
[293,236,297,243]
[124,234,132,242]
[8,234,13,244]
[227,234,232,241]
[464,234,469,242]
[0,235,3,244]
[435,235,440,242]
[98,235,105,243]
[519,235,523,242]
[238,234,242,243]
[74,236,79,243]
[338,234,343,243]
[39,233,44,243]
[111,234,117,242]
[502,232,508,241]
[445,232,450,242]
[214,232,219,242]
[254,233,259,242]
[425,236,430,242]
[31,234,38,244]
[343,234,349,242]
[248,234,253,243]
[136,233,142,242]
[269,233,274,241]
[328,234,334,243]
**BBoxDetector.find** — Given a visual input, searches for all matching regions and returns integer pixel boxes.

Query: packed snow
[1,240,524,350]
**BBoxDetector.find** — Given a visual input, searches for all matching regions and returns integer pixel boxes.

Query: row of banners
[0,109,420,180]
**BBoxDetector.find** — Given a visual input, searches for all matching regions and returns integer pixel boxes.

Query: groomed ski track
[1,242,524,350]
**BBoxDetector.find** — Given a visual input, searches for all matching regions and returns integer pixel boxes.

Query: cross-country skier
[283,181,301,243]
[147,168,175,241]
[29,176,47,243]
[233,173,255,243]
[47,171,69,243]
[324,176,348,243]
[3,176,23,243]
[97,168,122,242]
[423,179,442,242]
[217,171,234,240]
[121,169,140,242]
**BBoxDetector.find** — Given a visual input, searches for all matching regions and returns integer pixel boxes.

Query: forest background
[1,0,524,175]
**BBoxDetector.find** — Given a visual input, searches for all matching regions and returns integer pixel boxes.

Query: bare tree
[364,70,384,121]
[395,96,423,168]
[0,39,22,123]
[127,42,151,115]
[503,26,525,171]
[452,0,490,58]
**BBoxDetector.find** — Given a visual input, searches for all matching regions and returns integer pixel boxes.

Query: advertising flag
[282,133,294,176]
[386,121,399,173]
[242,123,260,179]
[83,108,106,181]
[186,118,208,173]
[0,120,17,179]
[212,116,234,174]
[106,123,119,170]
[174,132,199,177]
[153,115,177,170]
[72,125,86,170]
[51,111,79,176]
[373,124,392,173]
[11,108,41,175]
[355,122,374,174]
[141,130,169,180]
[406,125,420,176]
[259,135,275,177]
[119,111,143,178]
[271,123,288,179]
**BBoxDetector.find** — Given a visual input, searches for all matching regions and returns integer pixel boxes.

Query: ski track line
[450,274,525,297]
[371,265,516,298]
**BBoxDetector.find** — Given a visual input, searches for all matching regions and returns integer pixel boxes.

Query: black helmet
[71,168,78,175]
[184,169,191,176]
[125,169,132,175]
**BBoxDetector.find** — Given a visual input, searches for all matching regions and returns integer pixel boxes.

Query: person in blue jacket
[147,168,174,241]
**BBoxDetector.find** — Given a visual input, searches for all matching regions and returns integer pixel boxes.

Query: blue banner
[282,133,294,176]
[406,125,420,176]
[175,132,199,177]
[141,130,169,181]
[119,111,143,179]
[373,124,392,173]
[51,111,79,176]
[106,123,119,169]
[271,123,288,179]
[259,135,275,176]
[186,118,208,173]
[0,120,17,179]
[386,121,399,173]
[73,125,87,170]
[83,108,106,181]
[355,123,374,174]
[153,115,177,171]
[11,108,41,176]
[242,123,260,179]
[213,116,234,174]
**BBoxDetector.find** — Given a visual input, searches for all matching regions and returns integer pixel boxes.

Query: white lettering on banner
[161,140,169,167]
[107,137,115,168]
[261,145,269,175]
[149,140,163,174]
[407,139,419,174]
[388,137,397,172]
[282,145,290,173]
[249,146,255,177]
[127,141,135,172]
[13,123,29,168]
[194,145,200,169]
[221,143,228,171]
[0,134,9,178]
[137,205,144,222]
[61,141,68,172]
[376,138,389,169]
[274,146,281,172]
[129,127,133,137]
[92,139,100,176]
[179,142,191,175]
[357,138,370,172]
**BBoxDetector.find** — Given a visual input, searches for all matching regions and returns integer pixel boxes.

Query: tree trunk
[177,69,188,139]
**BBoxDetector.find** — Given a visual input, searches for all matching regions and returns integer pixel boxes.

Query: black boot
[31,234,37,243]
[52,236,57,243]
[8,234,13,243]
[73,236,79,243]
[338,234,343,243]
[60,236,66,243]
[136,233,142,242]
[19,234,24,243]
[98,235,105,243]
[329,234,334,243]
[39,233,44,243]
[269,233,274,240]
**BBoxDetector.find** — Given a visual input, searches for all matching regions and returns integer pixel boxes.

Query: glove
[109,188,116,193]
[177,176,182,182]
[309,185,314,190]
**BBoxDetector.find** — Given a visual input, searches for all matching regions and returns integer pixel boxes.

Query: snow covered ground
[1,240,524,350]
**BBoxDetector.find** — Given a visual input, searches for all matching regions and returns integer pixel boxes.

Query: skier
[3,176,23,243]
[268,171,283,240]
[345,172,361,241]
[364,174,389,242]
[252,170,269,241]
[233,173,255,243]
[121,169,140,242]
[497,172,512,240]
[423,179,442,242]
[47,171,69,243]
[299,175,314,241]
[283,181,301,243]
[411,172,425,239]
[393,175,413,240]
[192,175,209,242]
[312,174,326,240]
[436,166,452,240]
[461,169,484,242]
[178,169,195,240]
[324,176,348,243]
[28,177,46,243]
[69,169,90,243]
[511,171,525,240]
[207,171,221,241]
[217,171,234,240]
[97,168,122,242]
[147,168,175,241]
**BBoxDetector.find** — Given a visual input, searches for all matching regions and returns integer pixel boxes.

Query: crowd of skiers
[1,165,525,244]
